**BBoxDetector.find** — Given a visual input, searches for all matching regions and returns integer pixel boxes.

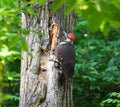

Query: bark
[19,1,75,107]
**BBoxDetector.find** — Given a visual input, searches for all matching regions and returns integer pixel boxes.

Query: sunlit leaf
[8,35,19,48]
[52,0,64,12]
[37,0,46,5]
[20,36,28,51]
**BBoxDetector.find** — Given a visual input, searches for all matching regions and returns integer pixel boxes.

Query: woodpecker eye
[67,35,71,39]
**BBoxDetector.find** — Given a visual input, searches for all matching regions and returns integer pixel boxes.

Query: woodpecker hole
[49,23,58,51]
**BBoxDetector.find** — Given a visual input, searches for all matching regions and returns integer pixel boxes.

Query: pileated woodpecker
[55,32,75,81]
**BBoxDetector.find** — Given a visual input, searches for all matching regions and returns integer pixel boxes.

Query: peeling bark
[19,1,74,107]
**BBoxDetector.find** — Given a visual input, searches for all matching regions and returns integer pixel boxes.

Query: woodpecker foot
[49,59,61,69]
[54,61,60,68]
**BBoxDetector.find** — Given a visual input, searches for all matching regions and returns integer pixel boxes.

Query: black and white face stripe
[67,34,71,39]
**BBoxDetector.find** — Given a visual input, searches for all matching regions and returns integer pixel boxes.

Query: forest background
[0,0,120,107]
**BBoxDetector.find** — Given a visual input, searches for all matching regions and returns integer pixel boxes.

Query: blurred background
[0,0,120,107]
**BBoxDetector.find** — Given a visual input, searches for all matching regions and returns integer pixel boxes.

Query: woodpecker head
[63,31,75,43]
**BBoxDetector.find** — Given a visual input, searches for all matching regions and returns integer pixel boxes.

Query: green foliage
[73,17,120,107]
[2,60,20,106]
[0,0,24,106]
[22,0,45,5]
[1,0,120,106]
[0,0,46,106]
[101,92,120,107]
[52,0,120,35]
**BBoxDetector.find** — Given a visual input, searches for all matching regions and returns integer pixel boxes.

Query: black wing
[55,43,75,81]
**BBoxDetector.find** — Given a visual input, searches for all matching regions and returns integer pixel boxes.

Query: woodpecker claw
[54,61,60,68]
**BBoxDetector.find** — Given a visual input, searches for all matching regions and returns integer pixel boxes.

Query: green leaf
[9,95,19,101]
[20,36,28,51]
[21,29,30,35]
[52,0,64,12]
[85,4,104,32]
[23,6,35,15]
[64,0,77,15]
[100,0,120,27]
[0,45,20,57]
[8,35,19,48]
[87,12,103,32]
[37,0,46,5]
[100,21,110,36]
[109,0,120,10]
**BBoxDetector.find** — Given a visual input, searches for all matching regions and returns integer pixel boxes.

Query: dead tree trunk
[19,1,75,107]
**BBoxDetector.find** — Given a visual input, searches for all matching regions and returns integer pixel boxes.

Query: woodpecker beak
[63,31,68,39]
[63,31,71,41]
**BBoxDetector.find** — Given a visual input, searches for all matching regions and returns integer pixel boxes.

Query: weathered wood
[19,1,74,107]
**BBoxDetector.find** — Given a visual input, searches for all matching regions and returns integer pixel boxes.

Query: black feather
[55,43,75,81]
